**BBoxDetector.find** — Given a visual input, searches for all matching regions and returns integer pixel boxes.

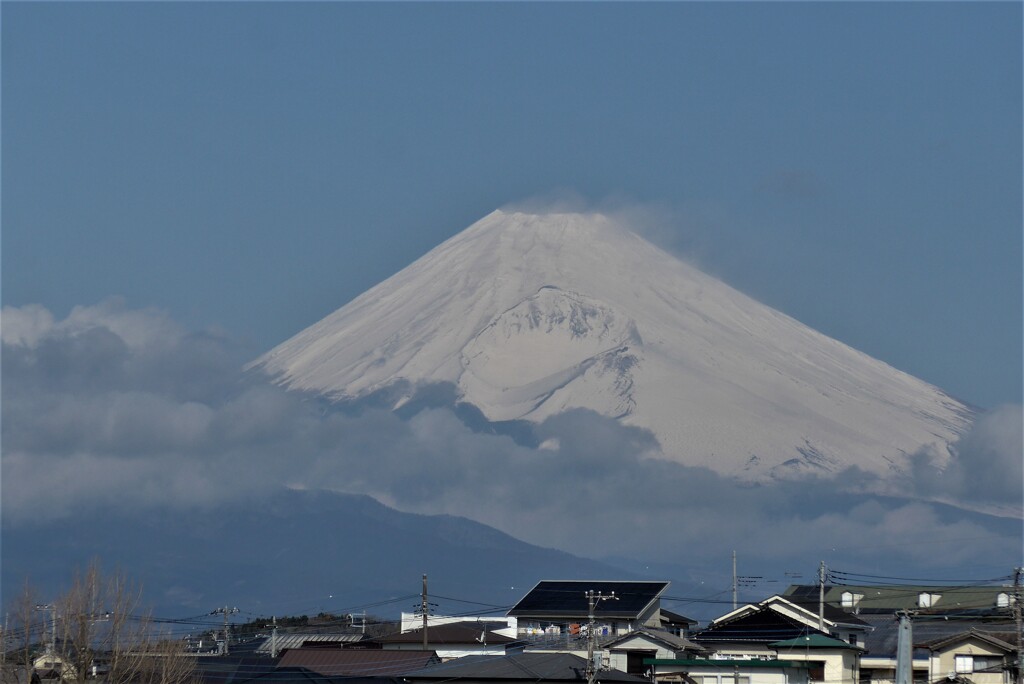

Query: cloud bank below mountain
[3,300,1020,581]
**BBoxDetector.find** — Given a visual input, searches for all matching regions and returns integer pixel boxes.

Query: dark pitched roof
[278,649,439,676]
[919,629,1018,653]
[195,656,281,684]
[403,653,647,683]
[508,581,670,620]
[244,667,328,684]
[857,614,1016,658]
[604,629,706,654]
[771,634,864,651]
[694,609,828,644]
[234,666,402,684]
[377,622,515,645]
[659,609,698,627]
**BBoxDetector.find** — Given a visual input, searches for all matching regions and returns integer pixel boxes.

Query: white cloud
[1,303,56,347]
[3,301,1020,579]
[910,404,1023,511]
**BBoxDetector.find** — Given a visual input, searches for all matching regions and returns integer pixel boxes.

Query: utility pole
[585,590,618,684]
[895,611,912,684]
[732,552,738,610]
[1013,568,1022,684]
[34,605,56,657]
[211,607,238,655]
[818,561,826,632]
[347,613,366,635]
[422,575,429,651]
[264,616,279,659]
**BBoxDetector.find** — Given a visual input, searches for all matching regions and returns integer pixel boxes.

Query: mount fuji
[252,210,973,482]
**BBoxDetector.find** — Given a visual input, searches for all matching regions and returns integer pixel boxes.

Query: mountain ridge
[0,487,644,615]
[252,210,973,482]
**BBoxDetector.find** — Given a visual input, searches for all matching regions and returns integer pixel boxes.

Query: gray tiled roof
[858,614,1016,657]
[604,628,706,654]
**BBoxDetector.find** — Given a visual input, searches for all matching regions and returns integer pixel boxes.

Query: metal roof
[278,649,440,677]
[508,581,670,619]
[783,585,1014,614]
[255,634,366,654]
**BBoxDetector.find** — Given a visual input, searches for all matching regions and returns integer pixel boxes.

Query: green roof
[782,585,1012,612]
[771,634,863,651]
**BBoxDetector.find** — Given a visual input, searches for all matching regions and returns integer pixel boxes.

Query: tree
[4,561,196,684]
[0,580,43,684]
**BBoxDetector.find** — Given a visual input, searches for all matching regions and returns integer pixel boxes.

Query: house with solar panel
[507,581,673,640]
[505,580,704,674]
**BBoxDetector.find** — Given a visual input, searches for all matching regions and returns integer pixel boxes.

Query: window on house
[996,593,1011,608]
[848,634,859,647]
[972,657,1001,672]
[918,593,941,608]
[954,655,973,673]
[841,592,864,608]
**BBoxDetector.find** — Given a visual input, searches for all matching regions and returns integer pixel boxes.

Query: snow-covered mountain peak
[253,209,973,482]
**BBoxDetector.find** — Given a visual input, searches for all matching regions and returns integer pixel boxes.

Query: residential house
[508,581,671,639]
[658,610,699,638]
[604,628,706,675]
[921,630,1019,684]
[650,596,868,684]
[402,652,650,684]
[646,654,814,684]
[781,584,1018,684]
[399,613,517,639]
[377,622,518,659]
[31,652,77,682]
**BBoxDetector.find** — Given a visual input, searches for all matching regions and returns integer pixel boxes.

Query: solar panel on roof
[508,581,669,618]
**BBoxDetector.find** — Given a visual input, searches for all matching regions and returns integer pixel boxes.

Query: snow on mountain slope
[252,210,973,480]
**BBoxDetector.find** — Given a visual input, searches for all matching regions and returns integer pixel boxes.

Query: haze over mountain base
[2,299,1020,614]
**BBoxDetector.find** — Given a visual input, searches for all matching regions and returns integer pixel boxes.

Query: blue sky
[3,1,1021,410]
[3,3,1023,611]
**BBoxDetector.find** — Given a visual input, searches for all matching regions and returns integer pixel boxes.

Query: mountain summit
[253,210,972,481]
